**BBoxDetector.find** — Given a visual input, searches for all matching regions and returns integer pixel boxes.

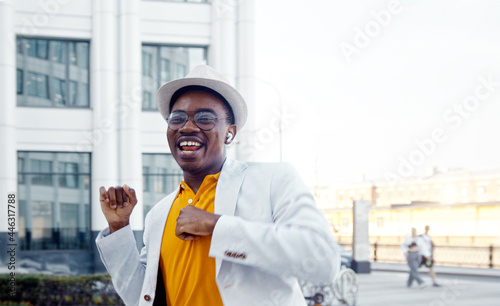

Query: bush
[0,274,124,306]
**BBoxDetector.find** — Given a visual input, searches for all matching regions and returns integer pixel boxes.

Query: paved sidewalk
[351,266,500,306]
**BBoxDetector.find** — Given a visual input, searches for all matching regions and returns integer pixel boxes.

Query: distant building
[322,168,500,244]
[0,0,255,275]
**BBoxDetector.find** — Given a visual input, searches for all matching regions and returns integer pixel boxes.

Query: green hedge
[0,274,124,306]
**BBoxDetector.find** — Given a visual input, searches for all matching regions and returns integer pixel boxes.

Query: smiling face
[167,89,236,178]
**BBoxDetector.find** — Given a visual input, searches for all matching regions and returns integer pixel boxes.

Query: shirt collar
[178,172,221,191]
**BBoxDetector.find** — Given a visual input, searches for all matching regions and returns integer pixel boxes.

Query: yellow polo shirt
[159,173,223,306]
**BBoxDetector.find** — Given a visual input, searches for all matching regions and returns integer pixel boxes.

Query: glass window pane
[17,37,89,108]
[69,42,77,66]
[142,90,153,110]
[160,58,171,83]
[142,154,183,216]
[17,69,23,94]
[37,40,48,59]
[17,37,23,54]
[81,83,89,107]
[142,50,153,76]
[176,63,186,79]
[27,72,49,99]
[18,152,91,250]
[59,162,79,188]
[18,158,25,184]
[26,39,37,57]
[77,42,89,69]
[53,78,66,105]
[141,45,158,110]
[31,159,53,186]
[51,41,66,63]
[69,81,77,105]
[27,72,37,96]
[143,166,150,192]
[37,74,49,98]
[142,44,206,111]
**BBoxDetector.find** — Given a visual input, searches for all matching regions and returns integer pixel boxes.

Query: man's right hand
[99,185,137,234]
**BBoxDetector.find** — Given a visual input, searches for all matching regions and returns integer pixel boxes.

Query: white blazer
[96,159,340,306]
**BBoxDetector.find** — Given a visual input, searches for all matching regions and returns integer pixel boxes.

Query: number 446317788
[8,194,16,242]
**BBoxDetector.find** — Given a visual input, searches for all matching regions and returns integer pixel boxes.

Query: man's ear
[225,125,237,144]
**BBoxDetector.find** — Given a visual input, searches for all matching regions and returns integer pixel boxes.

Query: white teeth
[180,141,201,147]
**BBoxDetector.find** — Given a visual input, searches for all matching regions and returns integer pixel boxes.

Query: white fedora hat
[157,65,248,130]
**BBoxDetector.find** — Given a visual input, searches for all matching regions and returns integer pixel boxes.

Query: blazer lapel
[213,158,247,276]
[146,190,178,287]
[214,158,247,216]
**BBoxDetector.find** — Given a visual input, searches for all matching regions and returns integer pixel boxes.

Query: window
[18,158,25,184]
[175,63,186,79]
[17,37,90,108]
[17,69,23,94]
[142,91,153,110]
[376,217,384,228]
[143,166,151,192]
[142,154,183,216]
[142,44,206,110]
[27,72,49,99]
[26,38,48,59]
[53,78,66,105]
[160,58,171,83]
[30,159,53,186]
[59,162,79,188]
[51,40,66,63]
[142,50,153,76]
[18,152,91,250]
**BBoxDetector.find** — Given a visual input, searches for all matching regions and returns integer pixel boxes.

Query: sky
[252,0,500,187]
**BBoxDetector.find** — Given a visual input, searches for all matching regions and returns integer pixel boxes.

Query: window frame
[141,43,207,111]
[17,151,92,251]
[16,36,90,109]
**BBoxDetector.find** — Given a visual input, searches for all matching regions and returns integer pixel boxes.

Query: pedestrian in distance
[95,65,340,305]
[401,227,430,289]
[420,225,440,287]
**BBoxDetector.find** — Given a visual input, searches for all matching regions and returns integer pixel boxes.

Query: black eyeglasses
[167,110,229,131]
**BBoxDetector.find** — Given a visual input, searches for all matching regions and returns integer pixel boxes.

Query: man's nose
[179,116,200,132]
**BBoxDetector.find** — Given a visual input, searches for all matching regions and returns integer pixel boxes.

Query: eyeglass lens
[168,111,218,131]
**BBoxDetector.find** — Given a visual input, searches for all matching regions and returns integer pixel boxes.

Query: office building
[0,0,255,274]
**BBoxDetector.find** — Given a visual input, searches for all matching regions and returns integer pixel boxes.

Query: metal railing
[340,243,500,269]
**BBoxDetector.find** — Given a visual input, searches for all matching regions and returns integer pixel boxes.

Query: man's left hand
[175,205,221,241]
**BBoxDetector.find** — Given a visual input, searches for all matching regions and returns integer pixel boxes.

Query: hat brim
[157,78,247,130]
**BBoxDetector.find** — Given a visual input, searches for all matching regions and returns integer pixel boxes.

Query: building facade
[0,0,255,274]
[324,168,500,245]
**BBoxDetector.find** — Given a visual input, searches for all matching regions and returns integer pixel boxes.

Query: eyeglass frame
[166,110,230,131]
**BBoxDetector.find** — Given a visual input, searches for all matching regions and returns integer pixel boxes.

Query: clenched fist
[175,205,221,241]
[100,185,137,233]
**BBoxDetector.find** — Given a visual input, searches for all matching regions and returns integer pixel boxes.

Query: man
[401,227,429,289]
[96,65,340,305]
[420,225,440,287]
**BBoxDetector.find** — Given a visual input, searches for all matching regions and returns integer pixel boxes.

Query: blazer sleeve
[209,162,340,284]
[96,225,147,306]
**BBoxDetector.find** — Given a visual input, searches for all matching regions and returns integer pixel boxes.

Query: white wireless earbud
[226,133,233,142]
